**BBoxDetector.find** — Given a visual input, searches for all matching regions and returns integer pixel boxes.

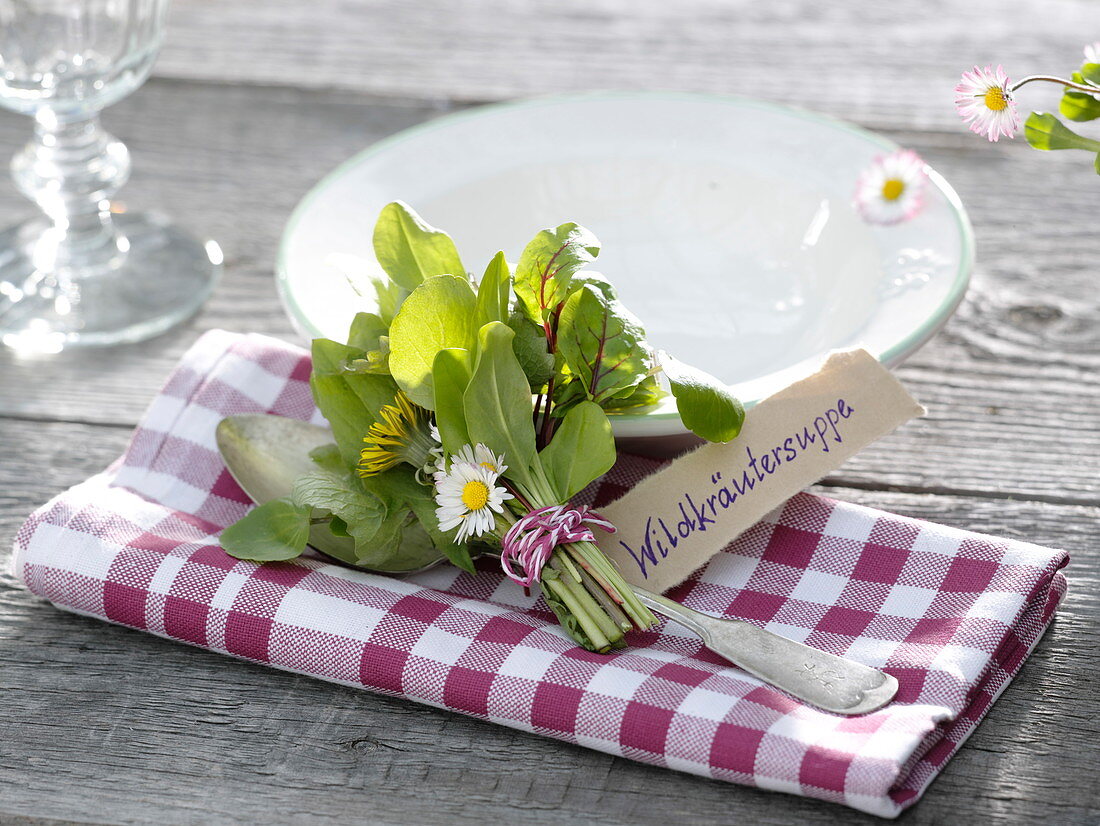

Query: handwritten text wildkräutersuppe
[617,398,854,579]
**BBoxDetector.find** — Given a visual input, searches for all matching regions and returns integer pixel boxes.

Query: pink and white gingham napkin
[12,331,1068,818]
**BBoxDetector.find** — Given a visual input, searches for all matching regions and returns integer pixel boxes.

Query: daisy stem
[1010,75,1100,95]
[501,481,534,514]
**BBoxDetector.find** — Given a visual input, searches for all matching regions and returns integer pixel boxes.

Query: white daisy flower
[954,65,1020,142]
[854,149,927,225]
[1085,42,1100,64]
[450,443,508,475]
[428,423,445,472]
[434,456,513,543]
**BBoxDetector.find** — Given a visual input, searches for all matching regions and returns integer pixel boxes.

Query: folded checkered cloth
[12,331,1068,818]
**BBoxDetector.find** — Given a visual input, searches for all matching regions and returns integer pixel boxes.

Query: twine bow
[500,504,616,588]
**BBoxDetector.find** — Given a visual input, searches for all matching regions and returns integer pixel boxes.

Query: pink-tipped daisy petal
[854,149,928,226]
[954,64,1020,142]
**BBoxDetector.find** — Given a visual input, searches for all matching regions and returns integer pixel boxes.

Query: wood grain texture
[1,0,1099,822]
[154,0,1097,132]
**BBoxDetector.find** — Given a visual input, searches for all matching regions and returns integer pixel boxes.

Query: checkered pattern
[11,331,1068,819]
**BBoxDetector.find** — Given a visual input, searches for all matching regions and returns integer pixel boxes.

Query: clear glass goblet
[0,0,221,354]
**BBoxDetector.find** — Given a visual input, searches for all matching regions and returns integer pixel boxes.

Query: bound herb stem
[542,570,614,651]
[572,559,633,632]
[570,540,657,630]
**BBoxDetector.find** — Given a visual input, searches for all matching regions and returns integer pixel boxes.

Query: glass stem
[10,112,131,279]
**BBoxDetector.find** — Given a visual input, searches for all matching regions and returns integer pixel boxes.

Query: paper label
[595,349,925,592]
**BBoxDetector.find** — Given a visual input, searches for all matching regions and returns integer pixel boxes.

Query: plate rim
[276,90,974,431]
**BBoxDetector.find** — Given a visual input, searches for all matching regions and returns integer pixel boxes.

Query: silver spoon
[216,414,898,715]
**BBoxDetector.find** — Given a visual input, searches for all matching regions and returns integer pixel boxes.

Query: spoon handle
[631,587,898,715]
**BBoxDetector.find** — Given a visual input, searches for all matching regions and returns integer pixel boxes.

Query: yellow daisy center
[881,178,905,201]
[461,479,490,511]
[983,86,1008,112]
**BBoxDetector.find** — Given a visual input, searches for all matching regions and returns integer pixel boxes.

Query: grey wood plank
[153,0,1097,132]
[0,82,1097,507]
[0,418,1096,825]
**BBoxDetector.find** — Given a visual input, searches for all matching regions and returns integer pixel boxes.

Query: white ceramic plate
[277,92,972,439]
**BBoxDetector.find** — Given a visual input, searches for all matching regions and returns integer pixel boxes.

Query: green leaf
[345,312,392,375]
[1024,112,1100,152]
[539,401,616,501]
[549,377,589,418]
[309,442,343,471]
[372,201,465,291]
[310,338,376,467]
[302,443,448,571]
[220,499,312,562]
[568,271,617,301]
[602,374,665,413]
[359,466,471,572]
[292,467,388,552]
[513,223,600,322]
[358,464,426,511]
[659,352,745,443]
[432,348,473,458]
[506,312,555,391]
[1059,69,1100,121]
[463,322,539,490]
[1095,152,1100,175]
[340,466,447,570]
[344,351,391,376]
[388,274,479,409]
[349,506,442,571]
[371,277,407,325]
[1059,89,1100,122]
[476,251,511,327]
[310,337,401,469]
[347,312,388,351]
[557,284,653,404]
[405,489,475,573]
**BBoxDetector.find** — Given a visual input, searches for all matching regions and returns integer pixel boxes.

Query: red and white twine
[500,505,616,587]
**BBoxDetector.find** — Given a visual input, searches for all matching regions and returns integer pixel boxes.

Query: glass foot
[0,211,221,354]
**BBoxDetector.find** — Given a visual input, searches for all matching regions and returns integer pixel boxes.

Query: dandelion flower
[854,149,927,225]
[954,65,1020,142]
[434,453,513,543]
[358,391,437,476]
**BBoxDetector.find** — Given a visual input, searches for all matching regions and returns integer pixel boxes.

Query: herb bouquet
[221,203,744,652]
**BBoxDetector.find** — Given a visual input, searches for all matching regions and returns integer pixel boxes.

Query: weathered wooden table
[2,2,1098,823]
